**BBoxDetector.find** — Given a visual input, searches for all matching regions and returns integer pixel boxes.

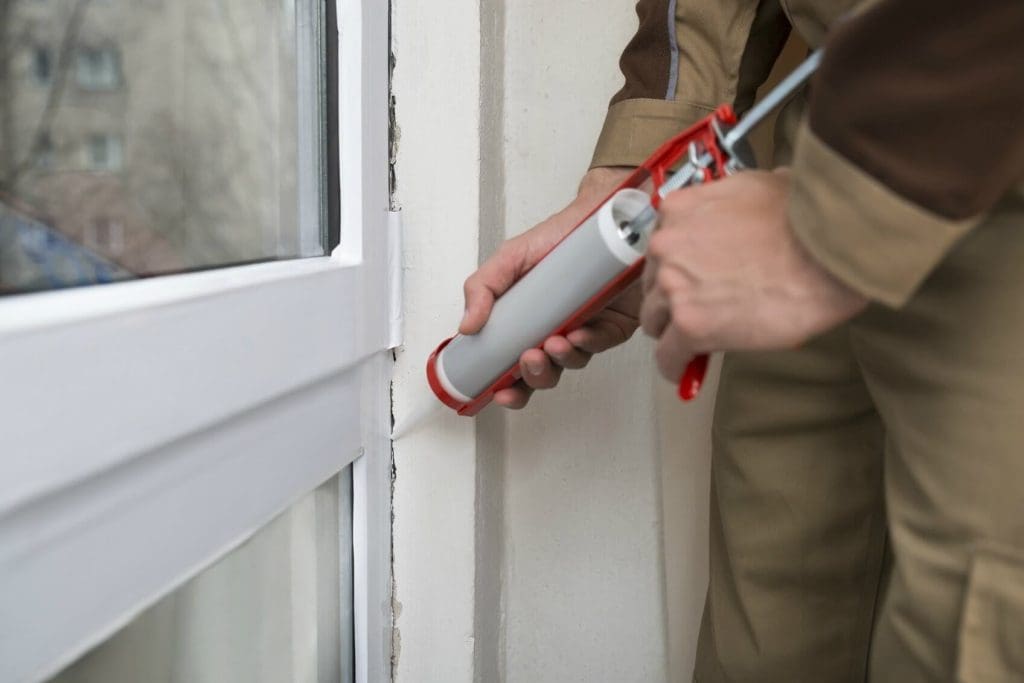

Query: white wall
[499,2,668,682]
[390,0,482,680]
[392,1,715,681]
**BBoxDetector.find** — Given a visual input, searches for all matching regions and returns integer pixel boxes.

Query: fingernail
[526,360,544,376]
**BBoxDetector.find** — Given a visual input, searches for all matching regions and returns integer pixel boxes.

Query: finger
[460,283,495,335]
[543,335,592,369]
[641,256,658,294]
[565,314,633,354]
[494,383,534,409]
[642,229,684,294]
[654,324,696,383]
[639,287,671,338]
[519,348,563,390]
[460,243,526,335]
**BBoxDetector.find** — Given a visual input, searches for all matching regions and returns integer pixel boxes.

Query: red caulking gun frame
[427,50,824,417]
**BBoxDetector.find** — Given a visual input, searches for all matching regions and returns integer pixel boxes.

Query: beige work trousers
[692,183,1024,682]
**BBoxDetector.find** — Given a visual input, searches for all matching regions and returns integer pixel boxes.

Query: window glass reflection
[0,0,323,295]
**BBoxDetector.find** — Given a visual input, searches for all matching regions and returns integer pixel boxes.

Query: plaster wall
[390,0,482,680]
[499,2,675,682]
[391,1,716,680]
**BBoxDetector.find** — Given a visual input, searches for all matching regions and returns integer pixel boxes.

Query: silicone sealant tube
[429,188,653,414]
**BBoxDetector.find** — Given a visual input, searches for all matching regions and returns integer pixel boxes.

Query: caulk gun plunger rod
[723,49,823,149]
[625,47,824,237]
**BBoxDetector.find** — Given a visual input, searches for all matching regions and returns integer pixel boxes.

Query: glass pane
[0,0,326,295]
[47,472,352,683]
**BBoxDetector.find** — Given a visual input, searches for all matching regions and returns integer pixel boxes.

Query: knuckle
[530,373,554,390]
[673,308,710,344]
[510,386,534,408]
[655,266,680,294]
[655,346,678,381]
[499,392,518,407]
[639,298,661,331]
[661,188,697,213]
[641,316,664,341]
[565,355,587,369]
[641,263,658,293]
[640,317,655,338]
[647,231,670,258]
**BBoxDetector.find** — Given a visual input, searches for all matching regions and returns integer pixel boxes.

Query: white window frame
[0,1,393,681]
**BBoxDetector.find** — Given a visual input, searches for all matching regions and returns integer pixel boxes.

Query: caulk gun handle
[651,153,712,402]
[663,50,823,403]
[679,355,709,402]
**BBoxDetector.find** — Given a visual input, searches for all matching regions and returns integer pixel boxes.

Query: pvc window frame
[0,0,393,681]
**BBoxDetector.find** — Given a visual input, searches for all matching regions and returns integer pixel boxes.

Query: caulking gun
[425,50,823,417]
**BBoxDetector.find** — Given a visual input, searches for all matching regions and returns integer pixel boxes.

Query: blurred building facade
[0,0,306,293]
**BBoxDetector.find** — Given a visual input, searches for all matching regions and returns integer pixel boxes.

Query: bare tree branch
[0,0,16,180]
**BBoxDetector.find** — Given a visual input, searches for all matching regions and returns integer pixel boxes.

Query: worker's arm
[640,0,1024,381]
[592,0,790,168]
[462,0,791,408]
[789,0,1024,308]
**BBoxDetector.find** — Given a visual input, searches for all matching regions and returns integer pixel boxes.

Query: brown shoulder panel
[809,0,1024,219]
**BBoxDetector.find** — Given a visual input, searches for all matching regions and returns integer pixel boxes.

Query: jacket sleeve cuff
[788,123,980,308]
[590,98,715,169]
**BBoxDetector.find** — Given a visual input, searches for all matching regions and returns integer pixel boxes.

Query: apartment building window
[32,46,52,85]
[85,133,123,170]
[36,133,55,169]
[84,219,125,255]
[75,45,121,90]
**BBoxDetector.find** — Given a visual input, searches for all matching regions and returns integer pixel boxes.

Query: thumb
[459,241,525,335]
[460,282,496,335]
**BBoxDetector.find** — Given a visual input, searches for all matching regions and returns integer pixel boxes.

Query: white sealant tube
[434,188,653,404]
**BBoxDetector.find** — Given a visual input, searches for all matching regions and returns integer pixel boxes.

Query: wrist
[576,166,633,202]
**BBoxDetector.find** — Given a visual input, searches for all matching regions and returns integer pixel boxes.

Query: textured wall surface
[391,1,718,680]
[390,0,482,680]
[499,2,671,681]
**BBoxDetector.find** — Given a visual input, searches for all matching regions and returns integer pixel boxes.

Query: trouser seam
[860,525,889,681]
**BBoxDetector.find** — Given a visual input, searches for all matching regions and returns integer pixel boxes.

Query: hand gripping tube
[426,105,739,416]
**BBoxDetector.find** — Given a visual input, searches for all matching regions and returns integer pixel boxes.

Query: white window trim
[0,0,393,681]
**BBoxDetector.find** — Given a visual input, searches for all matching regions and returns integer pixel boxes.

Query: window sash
[0,1,393,681]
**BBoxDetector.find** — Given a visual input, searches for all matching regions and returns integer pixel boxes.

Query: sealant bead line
[391,394,445,440]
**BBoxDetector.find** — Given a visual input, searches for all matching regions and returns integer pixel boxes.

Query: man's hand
[639,169,868,382]
[461,166,638,409]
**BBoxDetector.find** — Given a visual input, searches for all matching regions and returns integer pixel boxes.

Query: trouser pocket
[957,547,1024,682]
